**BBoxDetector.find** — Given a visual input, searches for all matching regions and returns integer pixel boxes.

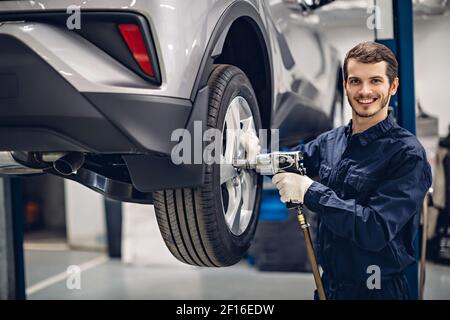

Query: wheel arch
[190,1,273,131]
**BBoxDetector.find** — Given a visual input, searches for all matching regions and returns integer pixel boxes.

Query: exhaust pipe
[53,152,85,176]
[0,151,84,175]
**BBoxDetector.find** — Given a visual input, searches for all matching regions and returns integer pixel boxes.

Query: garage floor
[24,247,450,300]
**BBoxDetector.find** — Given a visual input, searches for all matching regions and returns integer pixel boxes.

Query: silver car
[0,0,342,267]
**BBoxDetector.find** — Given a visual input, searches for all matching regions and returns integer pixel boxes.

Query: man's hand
[239,130,261,163]
[272,172,314,204]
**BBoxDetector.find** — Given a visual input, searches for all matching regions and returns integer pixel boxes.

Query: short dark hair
[343,41,398,85]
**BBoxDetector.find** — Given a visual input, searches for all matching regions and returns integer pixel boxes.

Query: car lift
[0,0,421,300]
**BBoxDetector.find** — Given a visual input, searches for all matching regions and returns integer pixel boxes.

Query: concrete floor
[24,248,450,300]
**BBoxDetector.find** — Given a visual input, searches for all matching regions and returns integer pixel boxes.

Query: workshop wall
[414,13,450,137]
[64,180,106,251]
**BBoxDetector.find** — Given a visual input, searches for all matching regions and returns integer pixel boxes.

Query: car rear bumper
[0,26,191,155]
[0,26,210,193]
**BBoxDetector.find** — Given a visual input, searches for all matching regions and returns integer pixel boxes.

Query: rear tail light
[118,23,155,78]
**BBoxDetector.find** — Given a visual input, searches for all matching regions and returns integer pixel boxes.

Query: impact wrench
[233,151,327,300]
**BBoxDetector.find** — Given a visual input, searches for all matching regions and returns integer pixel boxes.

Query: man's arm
[303,153,432,252]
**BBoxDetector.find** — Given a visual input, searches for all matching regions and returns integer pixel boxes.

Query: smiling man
[270,41,432,300]
[344,43,399,132]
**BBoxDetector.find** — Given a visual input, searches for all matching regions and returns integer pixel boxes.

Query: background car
[0,0,342,267]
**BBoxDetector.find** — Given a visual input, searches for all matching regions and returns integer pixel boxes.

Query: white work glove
[272,172,314,204]
[239,130,261,163]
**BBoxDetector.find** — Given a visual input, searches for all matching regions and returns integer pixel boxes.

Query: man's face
[344,59,399,118]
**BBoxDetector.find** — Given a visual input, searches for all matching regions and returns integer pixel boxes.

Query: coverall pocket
[344,173,377,200]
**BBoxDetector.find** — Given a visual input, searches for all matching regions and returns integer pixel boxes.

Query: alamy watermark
[366,5,382,30]
[366,265,381,290]
[66,5,81,30]
[170,121,280,165]
[66,265,81,290]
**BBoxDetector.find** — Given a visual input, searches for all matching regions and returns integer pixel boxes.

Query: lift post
[0,177,26,299]
[375,0,419,299]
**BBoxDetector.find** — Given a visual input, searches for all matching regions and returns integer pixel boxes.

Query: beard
[348,94,390,118]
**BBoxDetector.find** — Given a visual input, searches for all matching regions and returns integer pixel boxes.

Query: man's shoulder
[387,124,428,160]
[385,125,432,188]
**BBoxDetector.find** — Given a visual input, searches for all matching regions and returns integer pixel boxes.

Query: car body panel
[262,0,339,127]
[0,0,235,98]
[0,22,151,91]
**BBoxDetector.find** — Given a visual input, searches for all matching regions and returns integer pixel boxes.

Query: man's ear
[343,80,347,96]
[390,77,399,95]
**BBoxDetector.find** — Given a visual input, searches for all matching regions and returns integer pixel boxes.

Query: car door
[262,0,334,145]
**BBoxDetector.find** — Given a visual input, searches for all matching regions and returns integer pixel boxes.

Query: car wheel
[153,64,263,267]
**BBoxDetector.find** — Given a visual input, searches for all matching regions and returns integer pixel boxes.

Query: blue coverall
[294,111,432,299]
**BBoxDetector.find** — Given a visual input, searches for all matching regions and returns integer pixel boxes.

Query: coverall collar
[345,110,396,147]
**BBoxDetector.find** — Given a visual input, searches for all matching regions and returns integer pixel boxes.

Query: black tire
[153,64,263,267]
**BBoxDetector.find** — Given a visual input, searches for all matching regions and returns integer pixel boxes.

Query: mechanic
[245,41,432,299]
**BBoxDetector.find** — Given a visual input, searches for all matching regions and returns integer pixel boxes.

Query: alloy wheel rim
[219,96,258,236]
